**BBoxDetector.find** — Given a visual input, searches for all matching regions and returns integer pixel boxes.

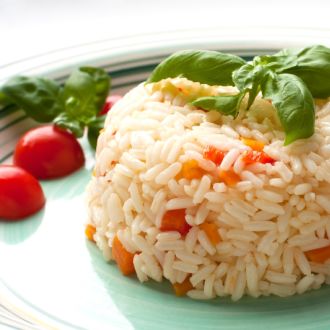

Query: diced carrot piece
[173,277,193,296]
[177,159,205,180]
[305,245,330,263]
[203,145,226,166]
[85,224,96,242]
[160,209,191,236]
[241,150,275,165]
[218,170,240,186]
[112,235,135,275]
[241,138,265,151]
[199,222,221,245]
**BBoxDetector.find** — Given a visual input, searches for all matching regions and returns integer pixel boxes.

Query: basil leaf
[2,76,63,122]
[191,93,245,118]
[0,91,12,109]
[147,50,245,86]
[79,67,111,110]
[232,63,255,91]
[278,45,330,98]
[275,48,299,57]
[87,115,106,149]
[54,112,85,137]
[253,54,298,72]
[62,69,98,123]
[59,67,110,141]
[261,73,315,145]
[233,64,268,109]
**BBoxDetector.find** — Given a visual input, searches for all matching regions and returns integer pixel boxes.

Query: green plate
[1,143,330,330]
[1,34,330,329]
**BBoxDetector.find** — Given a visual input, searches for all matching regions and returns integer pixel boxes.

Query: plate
[1,29,330,330]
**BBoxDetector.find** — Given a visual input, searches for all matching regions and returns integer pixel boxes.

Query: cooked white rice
[86,77,330,300]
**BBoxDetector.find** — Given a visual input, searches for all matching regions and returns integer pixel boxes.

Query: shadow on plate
[0,208,44,244]
[40,167,91,201]
[85,241,330,330]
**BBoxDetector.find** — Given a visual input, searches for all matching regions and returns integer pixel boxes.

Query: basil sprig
[86,115,107,149]
[276,45,330,98]
[147,50,246,86]
[191,93,245,118]
[2,76,63,122]
[148,45,330,145]
[1,67,111,148]
[262,73,315,145]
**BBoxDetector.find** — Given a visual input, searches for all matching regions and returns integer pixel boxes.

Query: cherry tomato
[14,125,85,179]
[0,165,45,220]
[99,95,122,115]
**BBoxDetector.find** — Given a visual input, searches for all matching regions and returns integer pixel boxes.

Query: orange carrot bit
[160,209,191,236]
[241,138,265,152]
[203,145,226,166]
[112,235,135,276]
[199,222,221,245]
[85,224,96,242]
[241,150,275,165]
[173,277,193,296]
[218,170,240,186]
[176,159,205,180]
[305,245,330,263]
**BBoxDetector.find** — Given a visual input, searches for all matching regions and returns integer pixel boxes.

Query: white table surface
[2,0,330,66]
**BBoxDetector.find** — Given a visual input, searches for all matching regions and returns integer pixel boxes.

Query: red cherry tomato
[99,95,122,115]
[0,165,45,220]
[14,125,85,179]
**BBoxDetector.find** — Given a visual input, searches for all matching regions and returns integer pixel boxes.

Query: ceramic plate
[1,28,330,330]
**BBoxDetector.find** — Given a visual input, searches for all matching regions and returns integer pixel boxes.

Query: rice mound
[86,77,330,300]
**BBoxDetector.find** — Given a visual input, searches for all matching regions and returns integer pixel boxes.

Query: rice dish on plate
[86,76,330,301]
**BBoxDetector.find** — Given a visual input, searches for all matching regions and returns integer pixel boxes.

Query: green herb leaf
[87,115,106,149]
[1,66,111,149]
[277,45,330,98]
[232,63,255,91]
[0,91,12,109]
[59,67,110,144]
[61,69,99,123]
[2,76,63,122]
[233,63,269,109]
[79,67,111,110]
[261,73,315,145]
[147,50,246,86]
[53,112,85,137]
[191,93,245,118]
[253,54,298,72]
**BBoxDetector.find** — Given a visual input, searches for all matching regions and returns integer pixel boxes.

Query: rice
[86,77,330,300]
